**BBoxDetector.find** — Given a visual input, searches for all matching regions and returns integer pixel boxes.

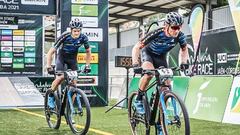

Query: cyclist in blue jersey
[46,18,91,108]
[132,12,189,114]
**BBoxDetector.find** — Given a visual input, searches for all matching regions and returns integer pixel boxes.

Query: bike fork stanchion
[105,67,130,113]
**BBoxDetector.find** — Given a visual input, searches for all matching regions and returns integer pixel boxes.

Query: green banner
[13,58,24,63]
[1,52,13,58]
[13,63,24,68]
[78,42,98,53]
[71,5,98,16]
[185,76,233,122]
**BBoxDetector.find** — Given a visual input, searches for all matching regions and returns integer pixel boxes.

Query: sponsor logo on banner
[25,36,35,41]
[217,53,227,63]
[25,58,35,63]
[71,0,98,4]
[13,47,24,53]
[25,47,35,52]
[13,30,24,35]
[79,42,98,53]
[72,17,98,27]
[72,5,98,16]
[13,41,24,46]
[1,29,12,35]
[82,28,103,42]
[231,86,240,112]
[1,64,12,68]
[13,63,24,68]
[25,52,35,57]
[77,76,98,86]
[25,30,35,35]
[1,52,13,58]
[1,58,12,63]
[1,41,12,46]
[13,36,24,40]
[21,0,49,5]
[25,64,35,67]
[1,36,12,40]
[77,53,98,63]
[0,25,18,29]
[1,47,12,52]
[13,58,24,63]
[25,41,35,46]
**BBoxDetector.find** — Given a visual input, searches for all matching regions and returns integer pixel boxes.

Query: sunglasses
[171,26,181,30]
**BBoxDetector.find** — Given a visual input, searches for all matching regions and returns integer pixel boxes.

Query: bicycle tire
[44,89,61,129]
[128,91,151,135]
[66,88,91,135]
[160,91,190,135]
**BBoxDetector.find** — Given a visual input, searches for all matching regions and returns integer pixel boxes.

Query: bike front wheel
[44,89,61,129]
[160,91,190,135]
[128,91,151,135]
[66,88,91,135]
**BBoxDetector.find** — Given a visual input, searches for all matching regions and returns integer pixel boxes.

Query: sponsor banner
[82,28,103,42]
[1,36,12,40]
[1,46,12,52]
[25,46,35,52]
[0,16,18,25]
[71,5,98,16]
[72,16,98,27]
[25,64,35,67]
[78,63,98,75]
[1,64,12,68]
[25,30,35,35]
[13,63,24,68]
[78,42,98,53]
[216,52,239,75]
[1,29,12,35]
[13,53,24,57]
[25,36,35,41]
[77,53,98,63]
[13,47,24,53]
[13,36,24,40]
[1,58,12,63]
[71,0,98,4]
[1,41,12,46]
[21,0,49,5]
[25,41,35,46]
[24,52,35,57]
[1,52,13,58]
[77,76,98,86]
[13,58,24,63]
[172,76,190,101]
[25,58,36,63]
[223,76,240,124]
[13,30,24,35]
[185,76,233,122]
[13,41,24,46]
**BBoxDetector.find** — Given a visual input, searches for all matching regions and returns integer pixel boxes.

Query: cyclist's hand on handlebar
[180,64,189,70]
[83,64,91,73]
[132,64,143,74]
[47,66,55,75]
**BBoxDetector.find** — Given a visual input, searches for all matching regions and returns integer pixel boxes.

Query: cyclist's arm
[83,36,91,66]
[46,47,56,68]
[132,41,144,65]
[179,44,189,64]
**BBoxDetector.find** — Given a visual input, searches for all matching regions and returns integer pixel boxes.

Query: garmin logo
[0,0,18,4]
[82,28,103,42]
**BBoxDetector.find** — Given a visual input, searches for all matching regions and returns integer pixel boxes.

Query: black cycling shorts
[141,47,168,68]
[56,53,77,71]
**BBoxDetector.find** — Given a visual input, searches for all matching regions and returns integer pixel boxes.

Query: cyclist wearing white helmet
[46,18,91,108]
[132,12,189,114]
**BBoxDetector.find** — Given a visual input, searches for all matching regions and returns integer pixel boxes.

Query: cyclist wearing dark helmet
[46,18,91,108]
[132,12,189,114]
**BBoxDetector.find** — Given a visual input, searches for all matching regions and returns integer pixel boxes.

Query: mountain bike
[44,66,91,135]
[128,66,190,135]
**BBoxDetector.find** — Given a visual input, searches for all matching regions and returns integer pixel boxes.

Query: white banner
[82,28,103,42]
[72,16,98,27]
[21,0,49,5]
[223,76,240,124]
[71,0,98,4]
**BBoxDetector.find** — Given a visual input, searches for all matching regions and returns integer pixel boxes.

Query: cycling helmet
[69,18,83,29]
[165,12,184,26]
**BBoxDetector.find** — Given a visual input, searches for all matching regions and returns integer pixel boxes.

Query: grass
[0,106,239,135]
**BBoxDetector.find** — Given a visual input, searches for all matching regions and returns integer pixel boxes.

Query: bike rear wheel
[160,91,190,135]
[128,91,151,135]
[44,89,61,129]
[66,88,91,135]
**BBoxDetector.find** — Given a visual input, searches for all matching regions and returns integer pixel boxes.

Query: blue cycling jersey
[53,31,89,55]
[145,29,187,55]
